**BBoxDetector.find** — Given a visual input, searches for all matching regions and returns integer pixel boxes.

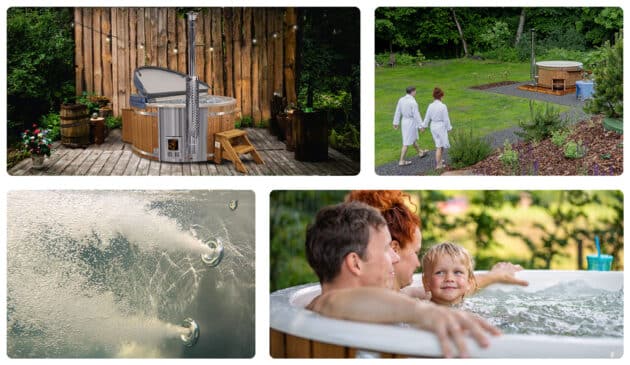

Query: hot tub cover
[130,66,211,108]
[536,61,583,69]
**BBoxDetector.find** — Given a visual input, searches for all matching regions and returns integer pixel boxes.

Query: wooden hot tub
[536,61,583,90]
[125,98,237,161]
[126,66,237,162]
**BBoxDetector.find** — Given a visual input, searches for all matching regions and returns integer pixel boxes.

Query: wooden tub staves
[270,328,408,358]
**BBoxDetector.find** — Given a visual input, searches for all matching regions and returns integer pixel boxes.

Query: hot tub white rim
[270,270,623,358]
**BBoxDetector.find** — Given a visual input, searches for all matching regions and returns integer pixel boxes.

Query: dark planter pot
[285,112,296,152]
[89,117,106,145]
[276,113,288,142]
[270,93,286,137]
[293,110,328,162]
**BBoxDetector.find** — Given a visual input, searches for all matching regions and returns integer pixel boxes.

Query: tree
[297,8,360,121]
[514,8,526,46]
[586,32,623,119]
[7,8,75,144]
[451,8,469,57]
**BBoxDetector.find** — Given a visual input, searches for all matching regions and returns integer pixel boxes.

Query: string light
[71,20,289,49]
[292,24,298,31]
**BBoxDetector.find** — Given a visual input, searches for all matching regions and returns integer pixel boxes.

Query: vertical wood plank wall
[74,7,297,122]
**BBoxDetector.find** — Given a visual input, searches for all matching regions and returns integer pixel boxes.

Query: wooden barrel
[98,106,113,119]
[293,110,328,162]
[60,103,90,147]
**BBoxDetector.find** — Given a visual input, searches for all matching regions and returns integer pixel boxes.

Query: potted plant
[22,124,52,169]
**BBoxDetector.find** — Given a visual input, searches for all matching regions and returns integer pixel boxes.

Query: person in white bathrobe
[420,87,452,169]
[392,86,428,166]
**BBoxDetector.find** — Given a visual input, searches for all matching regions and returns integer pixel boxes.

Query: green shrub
[74,92,101,115]
[550,129,570,147]
[539,48,589,65]
[105,116,122,130]
[585,32,623,118]
[7,8,75,145]
[481,47,520,63]
[375,52,424,66]
[448,128,493,168]
[39,112,61,141]
[237,116,254,128]
[517,100,567,142]
[329,123,360,161]
[499,139,519,174]
[7,149,31,170]
[564,140,586,159]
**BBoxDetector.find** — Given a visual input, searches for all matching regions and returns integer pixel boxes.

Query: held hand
[393,124,399,130]
[413,303,500,358]
[488,262,529,286]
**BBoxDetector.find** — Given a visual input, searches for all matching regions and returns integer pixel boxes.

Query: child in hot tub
[421,242,478,306]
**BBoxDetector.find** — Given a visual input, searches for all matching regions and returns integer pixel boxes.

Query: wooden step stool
[213,129,264,173]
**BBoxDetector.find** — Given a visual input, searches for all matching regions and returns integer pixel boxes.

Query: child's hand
[488,262,529,286]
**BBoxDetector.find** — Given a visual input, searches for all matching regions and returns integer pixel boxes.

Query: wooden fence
[74,7,297,122]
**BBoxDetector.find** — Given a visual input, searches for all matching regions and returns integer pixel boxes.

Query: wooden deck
[8,128,359,176]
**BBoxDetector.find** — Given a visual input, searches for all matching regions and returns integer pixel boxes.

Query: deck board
[8,128,359,176]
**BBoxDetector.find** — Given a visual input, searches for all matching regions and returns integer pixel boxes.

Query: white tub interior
[270,270,623,358]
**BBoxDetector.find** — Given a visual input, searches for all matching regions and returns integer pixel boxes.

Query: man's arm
[393,99,402,129]
[308,287,500,358]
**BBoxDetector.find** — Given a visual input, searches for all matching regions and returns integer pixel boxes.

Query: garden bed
[470,81,520,90]
[465,116,622,175]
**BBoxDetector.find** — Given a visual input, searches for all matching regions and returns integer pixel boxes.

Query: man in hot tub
[305,201,500,358]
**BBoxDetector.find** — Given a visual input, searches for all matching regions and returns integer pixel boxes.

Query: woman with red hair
[420,87,452,169]
[345,190,527,299]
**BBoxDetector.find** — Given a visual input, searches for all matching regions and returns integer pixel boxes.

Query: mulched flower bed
[469,81,520,90]
[465,115,623,176]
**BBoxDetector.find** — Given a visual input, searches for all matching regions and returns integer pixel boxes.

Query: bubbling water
[462,280,623,338]
[6,191,250,358]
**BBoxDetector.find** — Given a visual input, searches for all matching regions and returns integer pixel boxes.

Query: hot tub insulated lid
[130,66,211,108]
[535,61,583,71]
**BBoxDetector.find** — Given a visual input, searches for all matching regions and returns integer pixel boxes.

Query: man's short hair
[306,201,387,284]
[406,86,416,94]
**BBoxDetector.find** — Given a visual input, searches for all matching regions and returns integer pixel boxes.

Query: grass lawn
[375,58,570,166]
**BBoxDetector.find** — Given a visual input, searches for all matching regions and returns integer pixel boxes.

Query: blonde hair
[421,242,477,293]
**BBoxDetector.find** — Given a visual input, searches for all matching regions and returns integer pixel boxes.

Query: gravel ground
[376,82,590,176]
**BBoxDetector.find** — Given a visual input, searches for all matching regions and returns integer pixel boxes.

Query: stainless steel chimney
[186,12,200,157]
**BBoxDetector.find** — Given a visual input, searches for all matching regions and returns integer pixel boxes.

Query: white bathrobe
[392,94,422,146]
[421,99,452,148]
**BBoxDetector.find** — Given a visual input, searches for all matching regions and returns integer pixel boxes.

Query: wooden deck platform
[8,128,359,176]
[517,84,576,96]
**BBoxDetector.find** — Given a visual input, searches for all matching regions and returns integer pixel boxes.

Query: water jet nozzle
[180,318,200,347]
[201,238,224,267]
